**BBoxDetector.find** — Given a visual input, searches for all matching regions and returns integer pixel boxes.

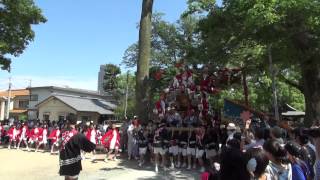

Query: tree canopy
[121,8,305,116]
[103,64,121,91]
[0,0,46,70]
[196,0,320,125]
[122,13,201,69]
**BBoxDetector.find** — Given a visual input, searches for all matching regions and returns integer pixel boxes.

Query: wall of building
[38,98,76,121]
[0,100,5,120]
[29,88,52,110]
[98,65,106,94]
[77,112,100,124]
[13,96,29,109]
[0,99,14,120]
[29,87,113,110]
[28,87,115,120]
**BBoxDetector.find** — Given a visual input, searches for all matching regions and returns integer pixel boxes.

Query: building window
[43,114,50,121]
[18,101,29,109]
[58,115,65,121]
[30,95,38,101]
[81,116,91,122]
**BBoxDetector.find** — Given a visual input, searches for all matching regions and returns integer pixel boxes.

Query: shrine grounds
[0,147,199,180]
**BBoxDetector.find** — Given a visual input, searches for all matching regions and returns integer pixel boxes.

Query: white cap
[227,123,236,130]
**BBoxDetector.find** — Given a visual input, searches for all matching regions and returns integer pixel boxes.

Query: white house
[27,86,116,123]
[36,94,116,124]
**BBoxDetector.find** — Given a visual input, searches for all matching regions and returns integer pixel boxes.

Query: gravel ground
[0,147,200,180]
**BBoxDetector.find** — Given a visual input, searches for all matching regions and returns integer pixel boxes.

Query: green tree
[0,0,46,70]
[122,13,201,69]
[113,73,136,119]
[103,64,121,91]
[136,0,153,122]
[124,12,202,120]
[198,0,320,125]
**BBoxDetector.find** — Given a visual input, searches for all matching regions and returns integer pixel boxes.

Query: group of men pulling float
[138,63,243,173]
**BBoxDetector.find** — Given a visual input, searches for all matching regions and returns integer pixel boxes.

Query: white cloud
[0,75,98,91]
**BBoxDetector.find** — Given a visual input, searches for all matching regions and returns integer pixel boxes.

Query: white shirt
[265,161,292,180]
[90,130,96,143]
[110,130,117,148]
[103,125,108,132]
[42,129,47,141]
[13,129,18,138]
[21,127,27,137]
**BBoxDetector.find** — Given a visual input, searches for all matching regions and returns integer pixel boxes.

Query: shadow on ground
[113,154,199,180]
[100,167,125,171]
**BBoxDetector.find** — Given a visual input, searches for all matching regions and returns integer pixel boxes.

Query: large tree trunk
[136,0,153,122]
[301,59,320,126]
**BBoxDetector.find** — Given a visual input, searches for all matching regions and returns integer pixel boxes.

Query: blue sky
[0,0,221,91]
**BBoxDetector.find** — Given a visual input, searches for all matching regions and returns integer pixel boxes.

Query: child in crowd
[204,128,219,168]
[147,122,155,164]
[127,120,140,160]
[187,129,197,170]
[0,122,4,144]
[28,124,40,150]
[169,129,179,169]
[49,125,61,154]
[196,126,206,172]
[7,124,20,149]
[102,124,120,161]
[137,126,148,167]
[96,125,102,145]
[85,124,98,162]
[178,129,188,168]
[153,121,168,173]
[36,124,48,152]
[17,122,29,150]
[162,125,170,166]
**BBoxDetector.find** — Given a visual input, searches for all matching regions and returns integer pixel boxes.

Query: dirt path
[0,147,199,180]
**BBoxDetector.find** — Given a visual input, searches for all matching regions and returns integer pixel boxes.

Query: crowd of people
[120,112,320,180]
[120,64,320,180]
[0,119,120,156]
[1,64,320,180]
[1,116,320,180]
[123,114,320,180]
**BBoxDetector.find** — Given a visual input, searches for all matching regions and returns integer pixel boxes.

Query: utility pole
[5,77,12,120]
[28,79,32,87]
[268,45,280,121]
[124,71,129,118]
